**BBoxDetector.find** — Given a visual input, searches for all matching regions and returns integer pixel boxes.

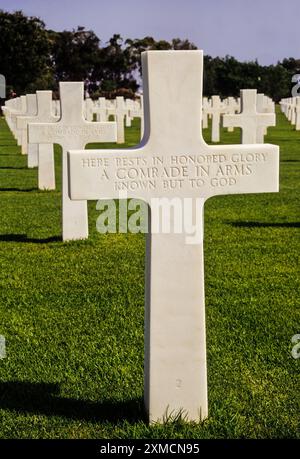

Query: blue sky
[0,0,296,64]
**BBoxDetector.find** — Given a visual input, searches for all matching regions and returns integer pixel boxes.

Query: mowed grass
[0,108,299,439]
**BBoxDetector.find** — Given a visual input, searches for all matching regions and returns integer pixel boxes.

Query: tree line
[0,10,299,102]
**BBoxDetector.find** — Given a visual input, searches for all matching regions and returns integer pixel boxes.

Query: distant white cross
[223,89,275,143]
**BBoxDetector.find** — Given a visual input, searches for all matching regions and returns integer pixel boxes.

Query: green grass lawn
[0,108,299,439]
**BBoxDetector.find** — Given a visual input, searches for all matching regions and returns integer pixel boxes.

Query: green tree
[0,10,53,95]
[50,26,100,89]
[0,9,296,102]
[92,34,138,96]
[125,36,197,76]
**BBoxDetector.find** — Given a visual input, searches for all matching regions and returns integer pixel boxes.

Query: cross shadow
[0,187,36,192]
[281,159,300,162]
[0,166,27,170]
[0,234,61,244]
[227,221,300,229]
[0,381,144,423]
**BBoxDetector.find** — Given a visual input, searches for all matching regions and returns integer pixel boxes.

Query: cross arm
[204,143,279,199]
[222,113,243,128]
[28,120,117,147]
[68,141,279,204]
[78,121,117,146]
[68,147,150,202]
[28,122,60,145]
[259,112,276,128]
[17,115,37,130]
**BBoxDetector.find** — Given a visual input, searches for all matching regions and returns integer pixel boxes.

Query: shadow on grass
[0,166,27,170]
[0,141,17,146]
[0,187,36,192]
[228,221,300,228]
[0,234,61,244]
[281,159,300,162]
[0,381,144,423]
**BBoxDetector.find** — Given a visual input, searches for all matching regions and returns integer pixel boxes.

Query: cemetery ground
[0,108,299,439]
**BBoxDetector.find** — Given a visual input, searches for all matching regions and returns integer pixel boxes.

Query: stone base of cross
[68,51,279,423]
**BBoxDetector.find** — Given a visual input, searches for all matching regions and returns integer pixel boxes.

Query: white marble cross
[290,98,296,125]
[202,97,210,129]
[10,95,27,146]
[223,89,276,143]
[94,97,108,122]
[17,94,37,155]
[126,96,144,141]
[17,91,57,171]
[115,96,126,144]
[256,93,267,138]
[2,97,20,134]
[68,51,279,423]
[30,91,59,188]
[28,82,117,241]
[125,99,134,127]
[225,96,239,132]
[295,97,300,130]
[287,98,293,122]
[85,98,94,122]
[206,95,224,142]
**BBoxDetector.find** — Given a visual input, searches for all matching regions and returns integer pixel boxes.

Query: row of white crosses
[223,96,241,133]
[280,97,300,130]
[2,88,145,241]
[203,91,276,143]
[2,96,24,133]
[84,95,144,143]
[17,93,58,170]
[3,94,59,160]
[67,50,280,423]
[2,84,118,241]
[203,95,241,140]
[4,92,143,148]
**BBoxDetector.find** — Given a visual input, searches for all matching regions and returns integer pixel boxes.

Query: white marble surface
[68,51,280,423]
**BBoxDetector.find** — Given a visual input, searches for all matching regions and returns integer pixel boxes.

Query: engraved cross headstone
[68,51,279,423]
[28,82,117,241]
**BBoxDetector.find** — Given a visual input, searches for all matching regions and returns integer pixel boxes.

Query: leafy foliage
[0,10,54,95]
[0,9,299,101]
